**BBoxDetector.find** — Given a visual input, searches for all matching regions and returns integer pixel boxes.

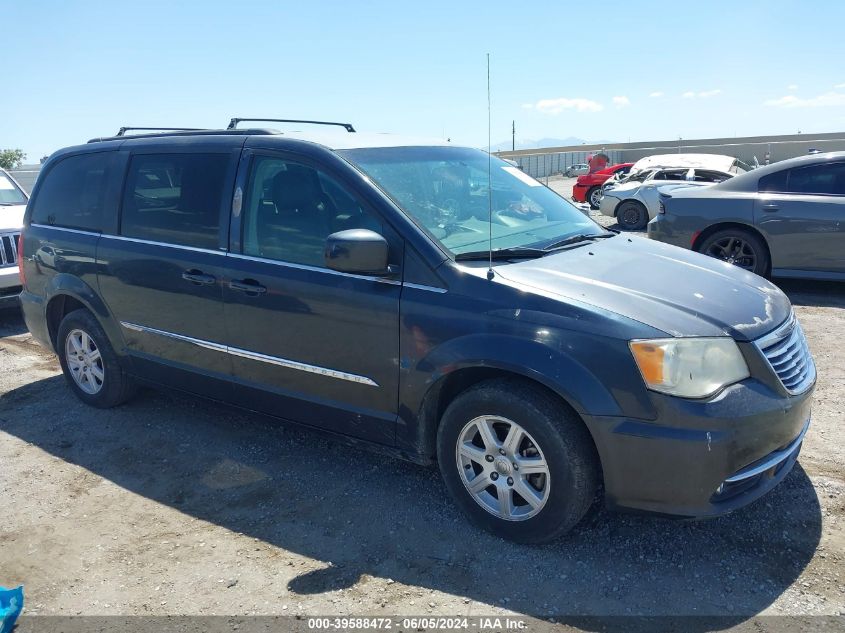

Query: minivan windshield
[0,172,28,205]
[339,146,603,256]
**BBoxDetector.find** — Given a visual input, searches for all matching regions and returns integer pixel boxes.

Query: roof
[631,153,737,173]
[86,127,451,151]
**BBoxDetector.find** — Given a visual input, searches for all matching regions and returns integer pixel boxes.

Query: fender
[396,331,657,459]
[43,273,129,359]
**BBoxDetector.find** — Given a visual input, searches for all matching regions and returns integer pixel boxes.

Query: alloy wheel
[704,236,757,271]
[455,415,551,521]
[65,328,105,394]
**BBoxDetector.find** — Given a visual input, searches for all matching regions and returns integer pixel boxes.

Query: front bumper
[598,194,619,217]
[583,378,813,517]
[571,184,588,203]
[0,266,21,308]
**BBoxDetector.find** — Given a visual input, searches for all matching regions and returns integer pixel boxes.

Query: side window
[242,156,382,268]
[31,152,113,231]
[693,170,730,183]
[759,169,788,193]
[783,162,845,195]
[121,153,229,249]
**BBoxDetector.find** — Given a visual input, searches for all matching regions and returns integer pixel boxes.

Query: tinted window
[31,152,112,231]
[121,153,229,249]
[785,162,845,195]
[758,169,788,193]
[653,169,689,181]
[242,156,381,267]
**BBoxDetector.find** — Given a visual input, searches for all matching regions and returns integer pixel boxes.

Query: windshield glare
[339,147,602,256]
[0,173,28,205]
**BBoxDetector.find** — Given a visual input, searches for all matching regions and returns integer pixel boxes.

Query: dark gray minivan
[18,123,815,543]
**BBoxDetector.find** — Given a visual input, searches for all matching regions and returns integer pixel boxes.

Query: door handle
[182,269,216,285]
[229,279,267,295]
[762,204,780,212]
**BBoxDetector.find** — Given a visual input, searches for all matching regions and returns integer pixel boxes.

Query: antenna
[486,53,494,281]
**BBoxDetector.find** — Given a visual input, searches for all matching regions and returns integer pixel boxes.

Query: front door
[97,149,238,396]
[756,161,845,274]
[222,151,402,444]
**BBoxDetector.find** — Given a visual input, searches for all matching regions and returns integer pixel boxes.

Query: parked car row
[597,154,745,230]
[571,162,633,208]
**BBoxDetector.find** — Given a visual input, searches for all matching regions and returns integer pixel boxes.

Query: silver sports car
[649,151,845,279]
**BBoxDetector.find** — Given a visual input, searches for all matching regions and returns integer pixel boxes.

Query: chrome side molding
[120,321,379,387]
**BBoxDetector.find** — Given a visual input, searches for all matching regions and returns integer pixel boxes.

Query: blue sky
[4,0,845,160]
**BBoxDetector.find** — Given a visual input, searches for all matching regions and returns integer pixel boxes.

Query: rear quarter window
[31,152,114,231]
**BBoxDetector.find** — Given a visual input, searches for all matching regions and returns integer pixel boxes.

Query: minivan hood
[495,235,790,341]
[0,204,25,231]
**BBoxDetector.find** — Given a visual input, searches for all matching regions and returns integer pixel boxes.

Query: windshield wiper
[455,247,546,261]
[543,232,615,252]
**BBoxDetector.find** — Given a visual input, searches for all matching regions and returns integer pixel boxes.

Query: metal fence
[508,150,624,179]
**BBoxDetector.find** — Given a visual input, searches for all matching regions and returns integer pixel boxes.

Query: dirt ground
[1,186,844,626]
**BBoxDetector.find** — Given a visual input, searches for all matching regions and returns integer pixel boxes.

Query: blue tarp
[0,586,23,633]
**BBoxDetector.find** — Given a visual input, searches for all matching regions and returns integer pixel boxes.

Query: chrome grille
[755,314,815,395]
[0,232,20,268]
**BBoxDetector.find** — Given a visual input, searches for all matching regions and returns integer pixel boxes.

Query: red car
[572,162,634,209]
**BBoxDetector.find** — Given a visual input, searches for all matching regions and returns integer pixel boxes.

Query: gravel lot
[1,180,843,626]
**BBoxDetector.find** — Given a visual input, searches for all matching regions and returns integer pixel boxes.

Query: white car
[599,155,744,230]
[0,169,27,308]
[565,163,589,177]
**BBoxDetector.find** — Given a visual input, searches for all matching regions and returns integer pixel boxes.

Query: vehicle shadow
[0,377,821,628]
[775,278,845,309]
[0,305,26,337]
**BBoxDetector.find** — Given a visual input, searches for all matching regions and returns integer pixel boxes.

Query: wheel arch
[410,363,606,473]
[691,222,772,275]
[43,274,126,355]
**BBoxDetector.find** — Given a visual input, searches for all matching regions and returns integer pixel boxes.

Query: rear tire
[587,186,602,210]
[437,378,599,543]
[697,228,770,277]
[616,200,649,231]
[57,309,136,408]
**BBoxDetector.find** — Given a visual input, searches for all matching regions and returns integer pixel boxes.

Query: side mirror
[324,229,391,275]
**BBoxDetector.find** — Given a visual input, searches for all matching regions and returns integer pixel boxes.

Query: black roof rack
[87,128,281,143]
[227,118,356,133]
[116,126,205,136]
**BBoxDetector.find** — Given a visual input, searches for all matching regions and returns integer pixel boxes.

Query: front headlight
[629,337,749,398]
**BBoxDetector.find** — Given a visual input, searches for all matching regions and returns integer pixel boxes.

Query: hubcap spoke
[467,473,491,495]
[514,456,548,475]
[459,441,487,465]
[497,487,514,517]
[90,364,105,382]
[474,418,499,452]
[514,479,544,509]
[501,424,522,456]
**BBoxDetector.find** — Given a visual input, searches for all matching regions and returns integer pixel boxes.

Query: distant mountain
[491,136,614,152]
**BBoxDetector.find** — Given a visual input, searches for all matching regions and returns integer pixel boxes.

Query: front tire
[57,309,136,408]
[437,379,599,543]
[697,228,770,277]
[616,200,649,231]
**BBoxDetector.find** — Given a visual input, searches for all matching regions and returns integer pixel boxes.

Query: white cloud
[788,84,799,91]
[682,89,722,99]
[521,103,534,110]
[612,95,631,109]
[835,83,845,89]
[649,91,664,98]
[764,91,845,108]
[533,97,604,114]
